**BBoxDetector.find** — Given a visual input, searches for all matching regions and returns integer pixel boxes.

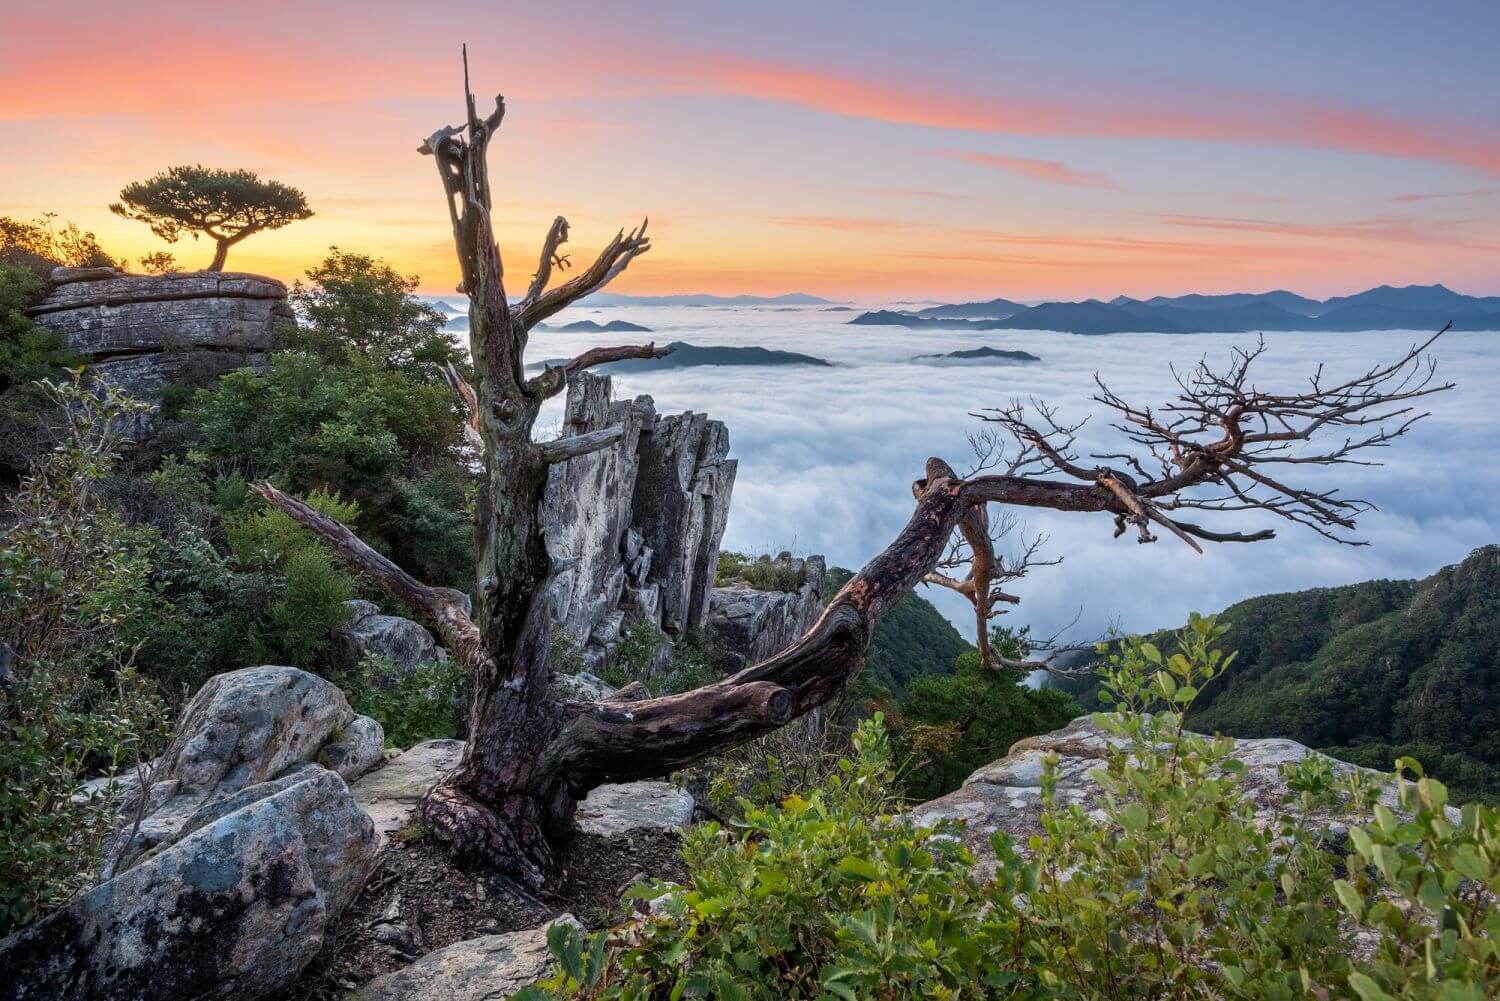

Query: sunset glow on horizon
[4,0,1498,300]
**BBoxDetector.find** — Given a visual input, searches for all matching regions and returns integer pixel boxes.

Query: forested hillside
[824,565,972,695]
[1057,546,1500,799]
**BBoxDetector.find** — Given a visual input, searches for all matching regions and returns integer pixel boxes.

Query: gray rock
[113,666,382,862]
[350,738,465,845]
[575,781,695,837]
[351,915,579,1001]
[27,268,289,400]
[332,600,440,677]
[632,409,737,635]
[551,671,618,701]
[541,372,737,678]
[1,769,376,1001]
[318,714,386,779]
[909,715,1446,880]
[707,554,826,666]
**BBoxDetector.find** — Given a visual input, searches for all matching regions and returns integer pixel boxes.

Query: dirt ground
[280,824,689,999]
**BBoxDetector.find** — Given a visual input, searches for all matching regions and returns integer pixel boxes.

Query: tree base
[419,781,554,889]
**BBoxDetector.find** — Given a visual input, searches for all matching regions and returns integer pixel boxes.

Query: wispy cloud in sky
[946,151,1115,189]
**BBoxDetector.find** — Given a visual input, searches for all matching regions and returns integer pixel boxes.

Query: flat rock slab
[351,739,464,844]
[351,916,577,1001]
[575,780,695,837]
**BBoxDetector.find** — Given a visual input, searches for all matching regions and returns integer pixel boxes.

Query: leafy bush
[520,716,996,1001]
[891,630,1080,801]
[0,375,170,934]
[283,248,464,379]
[0,212,117,280]
[342,654,466,748]
[715,551,806,592]
[518,616,1500,999]
[224,489,359,668]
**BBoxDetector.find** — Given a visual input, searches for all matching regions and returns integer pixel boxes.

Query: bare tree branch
[522,216,571,307]
[526,342,674,399]
[535,424,626,464]
[442,362,483,450]
[253,483,492,672]
[517,220,651,330]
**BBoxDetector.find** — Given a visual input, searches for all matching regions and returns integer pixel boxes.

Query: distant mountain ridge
[529,341,831,373]
[857,284,1500,335]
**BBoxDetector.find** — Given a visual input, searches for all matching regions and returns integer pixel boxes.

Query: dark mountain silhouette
[1319,283,1500,315]
[530,341,830,373]
[536,319,654,333]
[914,346,1041,363]
[855,283,1500,335]
[1139,290,1322,315]
[912,296,1025,319]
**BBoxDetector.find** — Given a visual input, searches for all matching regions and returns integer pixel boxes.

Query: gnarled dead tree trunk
[259,53,1452,886]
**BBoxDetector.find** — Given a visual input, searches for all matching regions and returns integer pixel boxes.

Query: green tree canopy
[111,165,313,271]
[284,248,464,378]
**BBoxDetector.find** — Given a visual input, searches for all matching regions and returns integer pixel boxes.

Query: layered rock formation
[541,373,737,673]
[27,266,289,399]
[706,553,827,667]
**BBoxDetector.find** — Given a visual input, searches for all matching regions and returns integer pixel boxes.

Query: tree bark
[207,239,229,272]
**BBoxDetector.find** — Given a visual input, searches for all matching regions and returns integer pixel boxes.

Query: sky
[3,1,1500,300]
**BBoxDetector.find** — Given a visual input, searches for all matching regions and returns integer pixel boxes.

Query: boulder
[551,671,618,702]
[350,738,464,845]
[575,781,695,837]
[707,554,826,667]
[1,768,376,1001]
[332,600,441,677]
[351,915,579,1001]
[27,268,289,400]
[909,715,1437,879]
[112,666,383,863]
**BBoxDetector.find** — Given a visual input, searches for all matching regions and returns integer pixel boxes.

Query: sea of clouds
[516,303,1499,644]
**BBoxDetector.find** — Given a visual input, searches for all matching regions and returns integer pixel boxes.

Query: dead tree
[258,55,1452,885]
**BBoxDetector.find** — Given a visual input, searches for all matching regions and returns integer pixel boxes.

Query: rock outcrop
[707,553,827,667]
[351,738,465,845]
[542,373,736,674]
[4,768,374,1001]
[332,599,443,676]
[910,715,1436,879]
[27,267,289,399]
[574,781,696,837]
[0,667,387,1001]
[107,666,384,864]
[351,916,579,1001]
[350,737,693,844]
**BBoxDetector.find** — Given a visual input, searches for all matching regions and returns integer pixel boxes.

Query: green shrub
[342,654,466,748]
[715,550,805,592]
[518,616,1500,999]
[0,375,170,935]
[520,715,995,1001]
[892,630,1080,801]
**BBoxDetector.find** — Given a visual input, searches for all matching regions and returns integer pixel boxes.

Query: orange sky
[3,1,1498,300]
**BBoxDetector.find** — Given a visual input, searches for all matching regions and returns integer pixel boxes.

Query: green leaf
[1118,803,1149,831]
[1334,879,1364,920]
[1451,845,1489,881]
[836,855,882,881]
[1348,972,1395,1001]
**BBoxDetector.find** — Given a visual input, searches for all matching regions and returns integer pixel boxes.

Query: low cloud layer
[535,307,1499,644]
